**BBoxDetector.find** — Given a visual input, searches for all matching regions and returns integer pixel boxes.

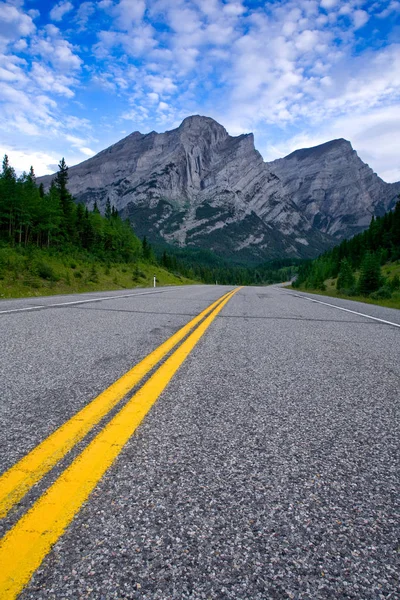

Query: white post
[153,275,156,288]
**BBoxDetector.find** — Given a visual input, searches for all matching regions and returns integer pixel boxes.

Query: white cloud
[66,134,95,156]
[0,146,60,175]
[13,38,27,50]
[113,0,146,30]
[30,30,82,70]
[223,2,245,17]
[95,24,156,58]
[320,0,339,9]
[145,74,177,94]
[0,2,36,47]
[97,0,113,9]
[0,53,28,84]
[0,81,59,137]
[75,2,95,29]
[120,106,150,125]
[80,146,95,156]
[28,9,40,19]
[352,9,369,30]
[31,62,76,97]
[377,1,400,19]
[49,1,74,22]
[295,29,320,51]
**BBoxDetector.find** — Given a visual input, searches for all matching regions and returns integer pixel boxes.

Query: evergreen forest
[293,199,400,304]
[0,155,142,261]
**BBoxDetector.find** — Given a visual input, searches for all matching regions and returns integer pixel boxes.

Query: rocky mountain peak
[284,138,353,162]
[176,115,229,147]
[178,114,226,131]
[37,115,399,262]
[269,137,397,239]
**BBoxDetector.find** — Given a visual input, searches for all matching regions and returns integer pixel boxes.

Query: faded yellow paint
[0,287,240,600]
[0,289,234,519]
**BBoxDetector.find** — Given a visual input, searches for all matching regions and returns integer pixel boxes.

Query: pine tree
[0,155,17,240]
[54,158,75,238]
[336,258,355,292]
[105,198,112,219]
[43,182,62,247]
[54,158,70,214]
[142,236,150,260]
[358,252,382,295]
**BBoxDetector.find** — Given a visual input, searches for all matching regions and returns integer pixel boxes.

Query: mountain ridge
[38,115,400,262]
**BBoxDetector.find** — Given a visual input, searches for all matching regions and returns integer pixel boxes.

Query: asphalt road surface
[0,284,399,599]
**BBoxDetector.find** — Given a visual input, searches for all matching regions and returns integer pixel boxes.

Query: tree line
[156,247,299,286]
[293,199,400,298]
[0,156,142,262]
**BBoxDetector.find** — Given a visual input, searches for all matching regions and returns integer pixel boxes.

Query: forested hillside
[155,247,298,286]
[0,156,193,297]
[293,199,400,305]
[0,156,142,260]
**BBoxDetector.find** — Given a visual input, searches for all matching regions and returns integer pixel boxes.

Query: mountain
[38,116,400,262]
[269,139,400,239]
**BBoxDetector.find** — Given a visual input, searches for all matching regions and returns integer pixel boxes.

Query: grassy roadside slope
[0,247,195,299]
[291,260,400,310]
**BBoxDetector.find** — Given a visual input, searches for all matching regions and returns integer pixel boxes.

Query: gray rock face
[38,116,399,261]
[269,139,400,239]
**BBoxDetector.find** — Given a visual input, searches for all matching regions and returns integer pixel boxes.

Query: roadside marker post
[153,275,156,288]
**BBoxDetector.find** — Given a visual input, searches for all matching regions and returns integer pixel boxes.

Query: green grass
[290,260,400,310]
[382,261,400,279]
[0,247,195,299]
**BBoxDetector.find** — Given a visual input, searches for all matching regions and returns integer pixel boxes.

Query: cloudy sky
[1,0,399,181]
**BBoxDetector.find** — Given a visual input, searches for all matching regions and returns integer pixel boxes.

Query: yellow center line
[0,287,240,600]
[0,289,235,519]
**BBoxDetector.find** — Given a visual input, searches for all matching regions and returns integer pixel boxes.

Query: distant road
[0,285,399,599]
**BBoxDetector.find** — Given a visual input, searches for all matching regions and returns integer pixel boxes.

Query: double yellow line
[0,287,239,599]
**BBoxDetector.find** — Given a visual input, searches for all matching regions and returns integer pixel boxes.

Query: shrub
[74,271,82,279]
[370,286,392,299]
[390,274,400,290]
[35,261,58,281]
[1,249,26,274]
[340,286,358,297]
[23,276,40,288]
[87,265,99,283]
[132,266,146,281]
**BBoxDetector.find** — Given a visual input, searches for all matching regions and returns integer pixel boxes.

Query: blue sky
[1,0,399,181]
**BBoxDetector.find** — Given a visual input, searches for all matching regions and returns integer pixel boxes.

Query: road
[0,285,399,599]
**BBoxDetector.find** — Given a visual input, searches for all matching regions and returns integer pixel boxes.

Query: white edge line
[0,290,176,316]
[288,292,400,329]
